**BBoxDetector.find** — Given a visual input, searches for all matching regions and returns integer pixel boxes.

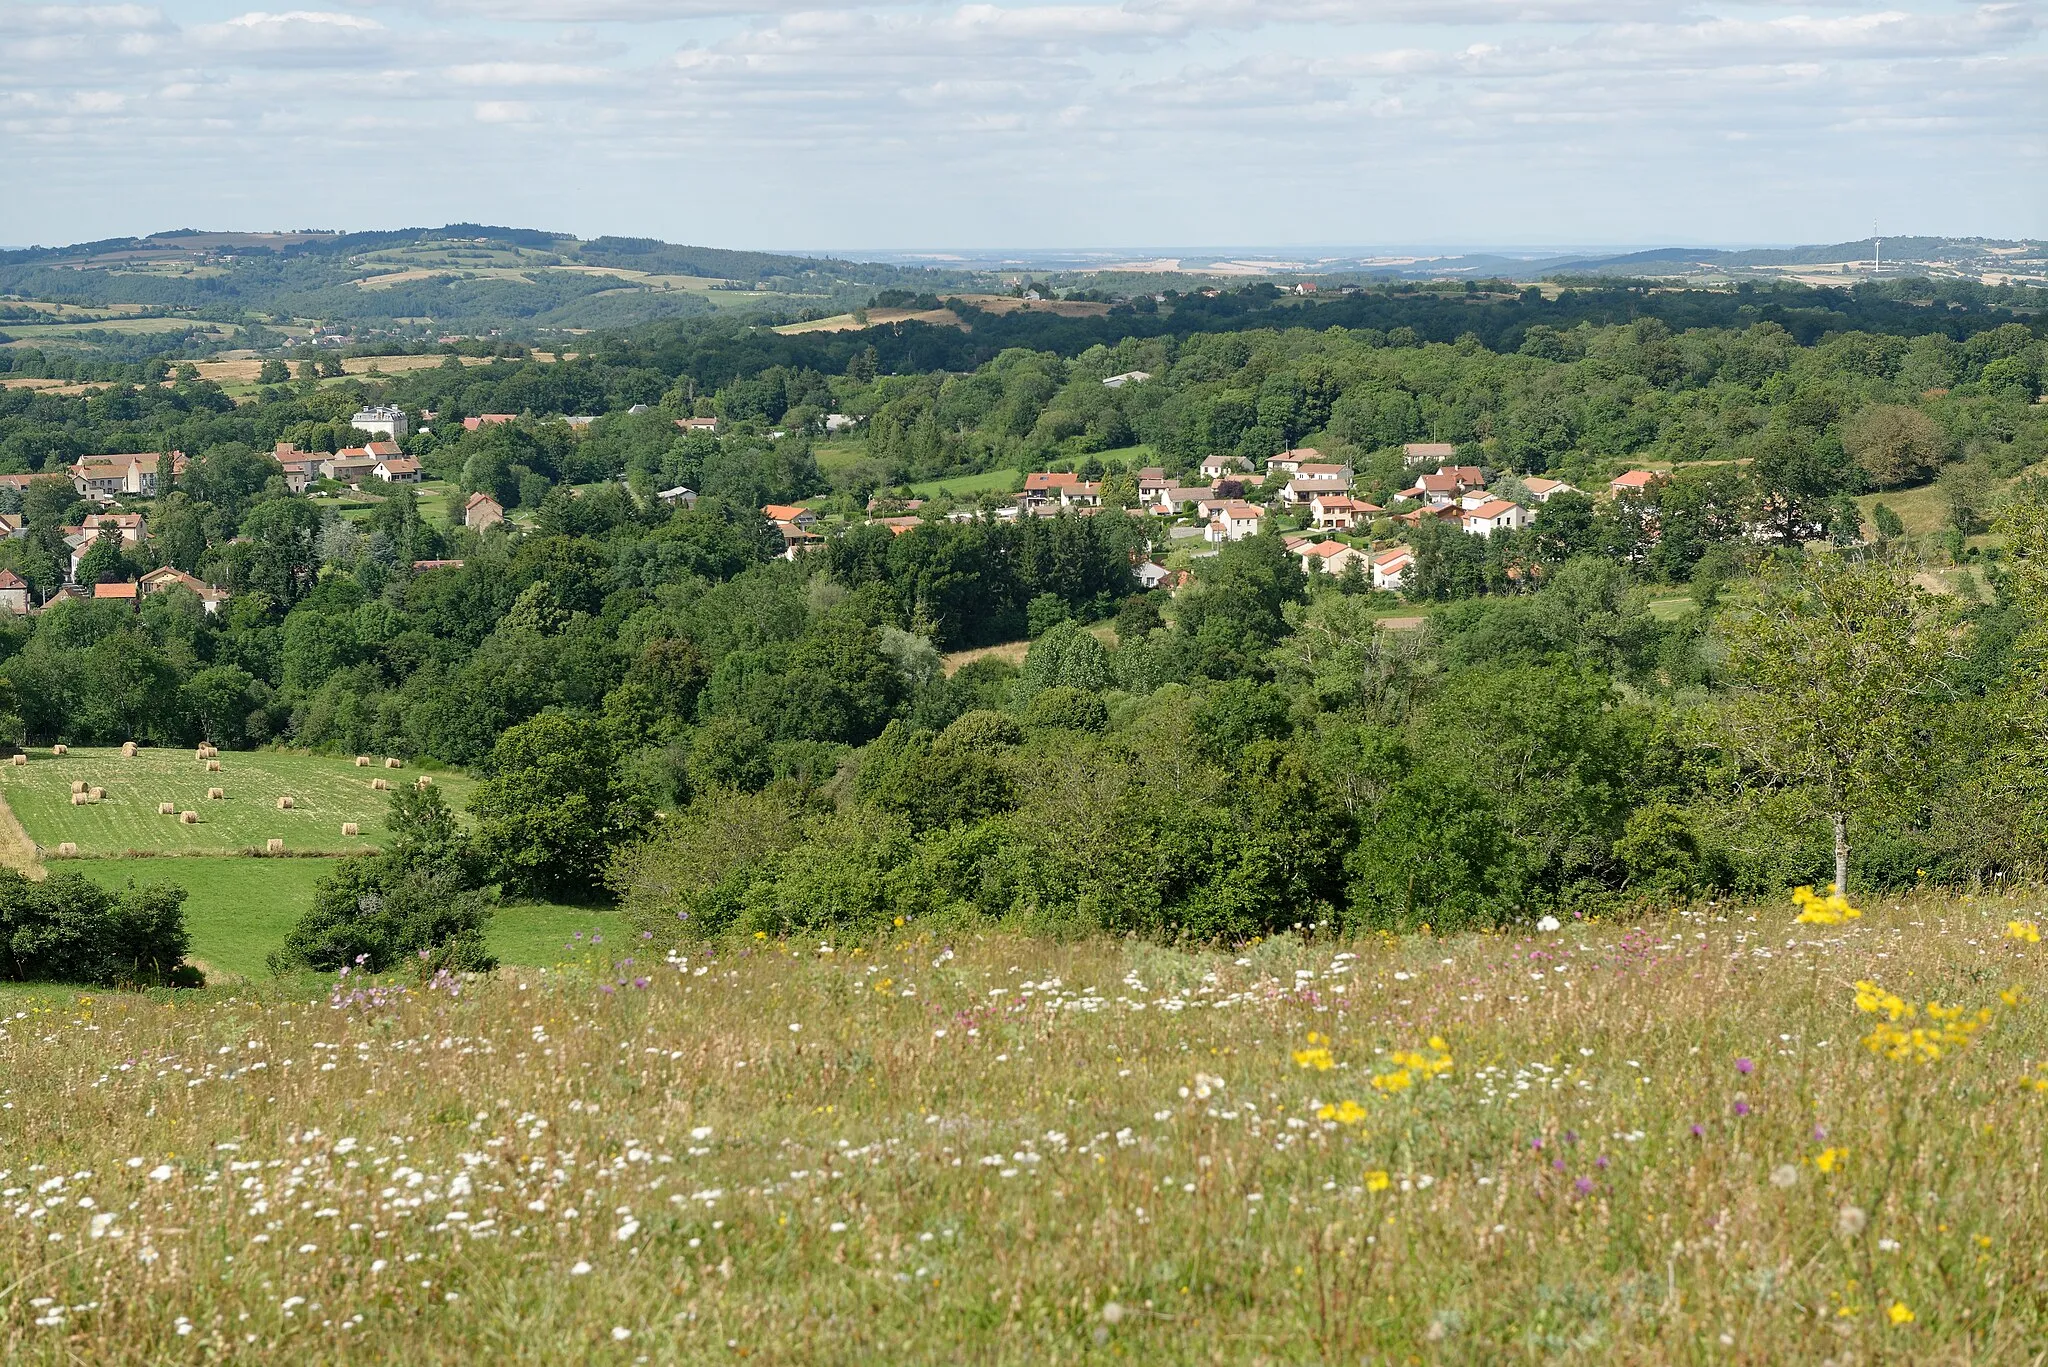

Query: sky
[3,1,2044,253]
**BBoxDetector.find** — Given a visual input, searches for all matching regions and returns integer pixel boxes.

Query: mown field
[0,749,474,858]
[2,889,2044,1362]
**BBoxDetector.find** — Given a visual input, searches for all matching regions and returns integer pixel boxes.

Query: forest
[0,281,2040,967]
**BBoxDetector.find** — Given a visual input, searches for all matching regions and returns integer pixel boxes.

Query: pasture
[0,748,474,858]
[0,888,2044,1362]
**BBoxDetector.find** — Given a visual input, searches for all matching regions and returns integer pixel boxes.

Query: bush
[1022,686,1108,733]
[0,871,193,986]
[270,857,496,977]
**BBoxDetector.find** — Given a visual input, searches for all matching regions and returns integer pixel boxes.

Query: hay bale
[341,822,360,837]
[70,792,86,806]
[89,787,104,801]
[206,759,221,773]
[70,781,85,794]
[355,755,372,767]
[370,778,389,791]
[179,811,198,824]
[266,838,284,854]
[51,744,66,756]
[56,842,75,857]
[10,754,24,766]
[416,776,433,791]
[384,757,402,769]
[158,802,175,815]
[121,742,137,757]
[276,796,294,810]
[207,787,224,800]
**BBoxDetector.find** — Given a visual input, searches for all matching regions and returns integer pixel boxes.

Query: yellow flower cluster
[2006,920,2042,944]
[1855,980,1993,1064]
[1370,1037,1453,1094]
[1814,1146,1848,1174]
[1316,1099,1367,1126]
[1793,884,1862,925]
[1291,1032,1335,1072]
[2021,1063,2048,1095]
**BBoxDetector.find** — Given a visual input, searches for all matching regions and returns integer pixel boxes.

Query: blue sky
[3,2,2043,251]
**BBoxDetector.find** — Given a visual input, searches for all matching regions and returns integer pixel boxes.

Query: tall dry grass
[2,890,2045,1363]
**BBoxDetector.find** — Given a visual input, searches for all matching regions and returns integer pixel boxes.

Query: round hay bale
[121,742,137,757]
[384,757,402,769]
[70,780,85,794]
[206,759,221,773]
[10,754,25,766]
[341,822,360,837]
[370,778,389,791]
[70,792,87,806]
[207,787,224,800]
[158,802,175,815]
[179,811,198,824]
[276,796,294,810]
[89,787,104,801]
[416,776,433,791]
[266,838,284,854]
[355,755,372,767]
[51,744,66,756]
[56,842,76,857]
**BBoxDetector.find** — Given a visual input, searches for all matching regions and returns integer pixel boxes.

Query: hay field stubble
[2,892,2047,1363]
[0,750,472,858]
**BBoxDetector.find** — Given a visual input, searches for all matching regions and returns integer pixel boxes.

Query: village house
[657,486,699,507]
[0,513,23,540]
[1203,501,1266,543]
[1610,469,1665,499]
[1297,540,1371,576]
[1520,477,1577,502]
[1462,498,1534,537]
[1134,561,1176,591]
[823,414,859,433]
[774,521,824,560]
[322,449,380,486]
[374,455,421,483]
[0,569,30,616]
[1199,454,1252,480]
[762,503,820,528]
[93,582,139,605]
[1402,442,1459,467]
[675,417,721,434]
[872,516,924,536]
[1020,471,1081,509]
[139,566,229,614]
[349,405,409,441]
[1278,475,1355,506]
[1371,546,1416,591]
[1392,502,1465,530]
[1266,448,1332,477]
[0,474,38,497]
[41,584,90,610]
[462,414,516,432]
[70,452,183,500]
[1310,492,1381,531]
[1058,481,1104,509]
[461,492,505,529]
[1148,485,1213,515]
[1101,371,1152,389]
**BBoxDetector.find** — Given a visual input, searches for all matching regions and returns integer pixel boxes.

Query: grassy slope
[0,748,474,857]
[0,889,2043,1362]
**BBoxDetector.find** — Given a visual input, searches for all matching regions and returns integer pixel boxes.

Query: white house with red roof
[1371,546,1416,590]
[1521,477,1577,502]
[1310,492,1381,531]
[1610,469,1664,498]
[1296,540,1370,576]
[1462,498,1533,537]
[1203,502,1266,543]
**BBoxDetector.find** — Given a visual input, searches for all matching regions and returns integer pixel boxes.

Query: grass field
[65,857,614,980]
[0,748,475,858]
[906,468,1020,499]
[1,887,2044,1361]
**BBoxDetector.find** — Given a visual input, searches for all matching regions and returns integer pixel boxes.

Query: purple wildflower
[1574,1177,1594,1195]
[1735,1058,1754,1075]
[1733,1100,1752,1117]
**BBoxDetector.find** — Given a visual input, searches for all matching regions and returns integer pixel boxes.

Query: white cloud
[473,99,540,121]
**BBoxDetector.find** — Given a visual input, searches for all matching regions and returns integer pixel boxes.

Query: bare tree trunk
[1833,812,1849,895]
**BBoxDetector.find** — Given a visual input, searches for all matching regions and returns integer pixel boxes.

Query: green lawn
[0,747,475,857]
[906,467,1021,499]
[71,856,615,980]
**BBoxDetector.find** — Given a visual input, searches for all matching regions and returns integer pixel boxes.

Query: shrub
[270,858,496,977]
[0,871,194,986]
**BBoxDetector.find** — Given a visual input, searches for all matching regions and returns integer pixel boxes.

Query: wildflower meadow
[3,889,2047,1364]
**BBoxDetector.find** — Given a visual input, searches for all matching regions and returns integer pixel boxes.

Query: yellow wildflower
[1853,980,1910,1022]
[1793,884,1863,926]
[1815,1147,1848,1174]
[1292,1031,1336,1072]
[1317,1100,1368,1126]
[1364,1171,1390,1193]
[2021,1063,2048,1095]
[2006,920,2041,944]
[1369,1069,1413,1094]
[1887,1301,1915,1327]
